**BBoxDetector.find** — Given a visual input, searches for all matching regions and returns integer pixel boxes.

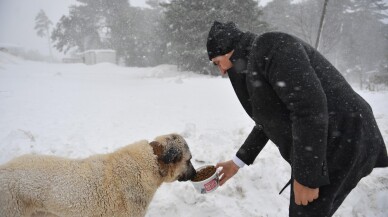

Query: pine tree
[103,0,132,64]
[339,0,387,71]
[146,0,162,8]
[102,0,166,66]
[34,9,53,60]
[52,0,117,54]
[162,0,269,74]
[262,0,387,81]
[123,7,167,66]
[51,0,165,66]
[261,0,293,33]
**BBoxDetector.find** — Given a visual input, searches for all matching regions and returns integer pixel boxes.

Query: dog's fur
[0,133,196,217]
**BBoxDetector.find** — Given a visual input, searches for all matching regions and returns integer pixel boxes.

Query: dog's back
[0,154,110,217]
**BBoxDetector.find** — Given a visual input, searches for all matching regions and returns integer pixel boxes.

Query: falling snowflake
[252,81,262,87]
[276,81,286,87]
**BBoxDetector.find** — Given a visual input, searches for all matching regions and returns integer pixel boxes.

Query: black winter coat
[228,32,388,189]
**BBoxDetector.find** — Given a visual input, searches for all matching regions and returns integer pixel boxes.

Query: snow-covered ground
[0,52,387,217]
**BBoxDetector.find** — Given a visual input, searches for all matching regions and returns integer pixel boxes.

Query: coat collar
[226,32,257,118]
[229,31,257,73]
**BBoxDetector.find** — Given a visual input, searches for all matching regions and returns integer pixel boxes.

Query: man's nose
[218,65,226,74]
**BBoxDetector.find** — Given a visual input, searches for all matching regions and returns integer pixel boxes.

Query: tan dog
[0,133,196,217]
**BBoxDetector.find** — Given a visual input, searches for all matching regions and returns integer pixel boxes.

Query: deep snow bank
[0,54,387,217]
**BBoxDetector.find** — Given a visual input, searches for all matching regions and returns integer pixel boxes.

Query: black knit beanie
[207,21,244,60]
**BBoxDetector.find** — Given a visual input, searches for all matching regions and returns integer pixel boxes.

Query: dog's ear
[150,141,163,157]
[162,147,182,164]
[150,141,169,177]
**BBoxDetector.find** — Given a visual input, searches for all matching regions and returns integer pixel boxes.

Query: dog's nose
[187,171,196,181]
[187,164,197,180]
[178,164,196,182]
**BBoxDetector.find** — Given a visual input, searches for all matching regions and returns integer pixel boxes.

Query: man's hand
[293,179,319,206]
[216,160,239,186]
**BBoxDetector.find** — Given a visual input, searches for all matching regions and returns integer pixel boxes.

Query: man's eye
[213,62,217,66]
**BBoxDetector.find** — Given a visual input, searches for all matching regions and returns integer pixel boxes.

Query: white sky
[0,0,272,57]
[0,0,149,57]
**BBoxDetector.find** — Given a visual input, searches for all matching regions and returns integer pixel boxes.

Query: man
[207,21,388,216]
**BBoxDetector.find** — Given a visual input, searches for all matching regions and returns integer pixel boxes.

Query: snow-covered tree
[34,9,53,59]
[51,0,166,66]
[51,3,104,54]
[262,0,388,84]
[162,0,269,74]
[337,0,387,75]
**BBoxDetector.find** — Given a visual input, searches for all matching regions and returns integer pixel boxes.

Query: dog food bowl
[191,165,219,194]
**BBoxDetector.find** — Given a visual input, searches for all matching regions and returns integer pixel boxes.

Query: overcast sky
[0,0,150,57]
[0,0,272,58]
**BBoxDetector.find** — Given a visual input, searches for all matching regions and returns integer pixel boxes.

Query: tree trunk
[46,27,53,62]
[315,0,329,50]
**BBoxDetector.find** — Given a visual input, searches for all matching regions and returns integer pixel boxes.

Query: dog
[0,133,196,217]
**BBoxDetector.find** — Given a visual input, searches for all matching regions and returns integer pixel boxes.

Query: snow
[0,51,387,217]
[78,49,116,54]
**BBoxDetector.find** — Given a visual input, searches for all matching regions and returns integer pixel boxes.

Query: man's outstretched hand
[216,160,239,186]
[293,179,319,206]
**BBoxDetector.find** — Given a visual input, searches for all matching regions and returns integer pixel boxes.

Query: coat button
[257,124,264,130]
[322,162,328,176]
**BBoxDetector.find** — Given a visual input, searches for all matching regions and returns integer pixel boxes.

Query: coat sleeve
[228,66,253,117]
[228,67,269,165]
[264,35,330,188]
[236,125,269,165]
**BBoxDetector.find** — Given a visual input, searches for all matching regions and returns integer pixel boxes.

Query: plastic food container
[191,165,219,194]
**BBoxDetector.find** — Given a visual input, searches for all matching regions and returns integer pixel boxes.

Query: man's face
[211,50,234,75]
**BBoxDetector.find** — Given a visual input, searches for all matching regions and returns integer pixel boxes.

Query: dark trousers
[289,179,350,217]
[289,159,374,217]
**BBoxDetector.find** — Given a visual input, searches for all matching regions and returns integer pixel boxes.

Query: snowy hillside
[0,52,387,217]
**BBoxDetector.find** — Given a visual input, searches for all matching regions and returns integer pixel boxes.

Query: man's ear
[162,147,182,164]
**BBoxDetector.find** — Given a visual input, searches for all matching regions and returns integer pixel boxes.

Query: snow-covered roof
[0,43,22,49]
[78,49,116,55]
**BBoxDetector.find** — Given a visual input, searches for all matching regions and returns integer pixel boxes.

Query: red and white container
[191,165,220,194]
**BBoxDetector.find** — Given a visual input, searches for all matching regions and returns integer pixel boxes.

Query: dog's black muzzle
[178,162,196,182]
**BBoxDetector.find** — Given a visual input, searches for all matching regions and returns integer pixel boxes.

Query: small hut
[79,49,116,65]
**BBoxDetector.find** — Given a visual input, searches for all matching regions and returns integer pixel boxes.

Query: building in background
[0,43,23,54]
[78,49,116,65]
